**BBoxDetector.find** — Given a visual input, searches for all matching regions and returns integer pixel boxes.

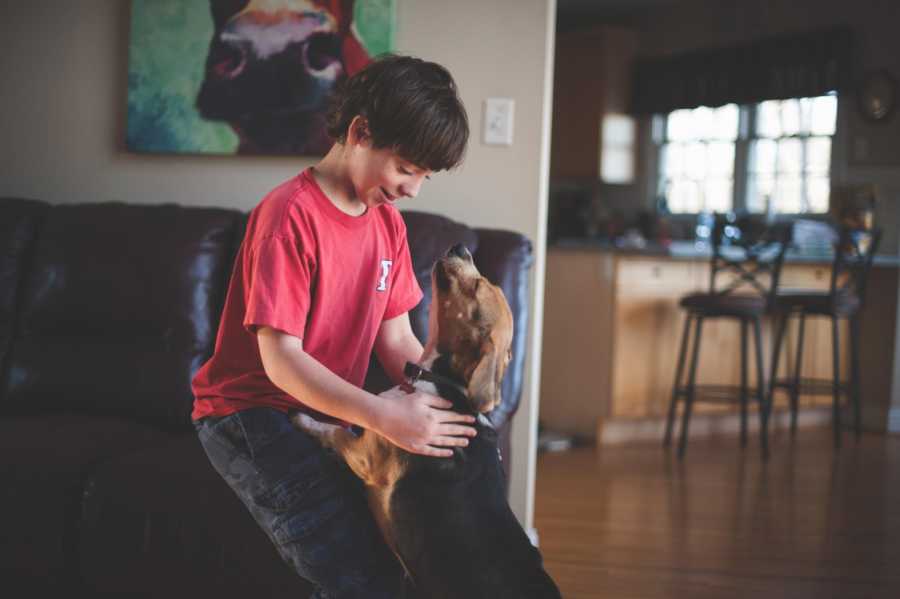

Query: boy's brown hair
[326,54,469,171]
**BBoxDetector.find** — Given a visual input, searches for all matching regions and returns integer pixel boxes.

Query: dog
[196,0,370,154]
[292,243,561,598]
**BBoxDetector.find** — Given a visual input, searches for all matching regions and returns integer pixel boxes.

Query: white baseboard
[889,408,900,434]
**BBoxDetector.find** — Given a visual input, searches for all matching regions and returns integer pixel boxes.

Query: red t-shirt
[191,168,423,421]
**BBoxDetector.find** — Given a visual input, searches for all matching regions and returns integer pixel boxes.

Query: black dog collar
[404,361,500,460]
[404,362,468,399]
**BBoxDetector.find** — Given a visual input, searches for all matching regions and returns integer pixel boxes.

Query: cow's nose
[220,10,340,74]
[304,32,342,74]
[210,38,248,80]
[447,243,472,261]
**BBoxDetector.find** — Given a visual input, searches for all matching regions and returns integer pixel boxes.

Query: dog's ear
[467,335,509,413]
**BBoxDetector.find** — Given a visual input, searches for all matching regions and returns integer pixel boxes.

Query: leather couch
[0,197,533,598]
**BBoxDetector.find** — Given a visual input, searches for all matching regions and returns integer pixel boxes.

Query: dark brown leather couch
[0,197,533,598]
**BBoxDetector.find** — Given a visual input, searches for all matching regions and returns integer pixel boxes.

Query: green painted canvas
[126,0,395,155]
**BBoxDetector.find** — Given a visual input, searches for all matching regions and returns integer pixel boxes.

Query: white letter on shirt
[377,260,393,291]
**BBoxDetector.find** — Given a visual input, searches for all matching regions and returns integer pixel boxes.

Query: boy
[191,55,472,598]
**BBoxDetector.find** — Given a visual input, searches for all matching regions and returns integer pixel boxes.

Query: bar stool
[663,218,791,459]
[766,227,882,448]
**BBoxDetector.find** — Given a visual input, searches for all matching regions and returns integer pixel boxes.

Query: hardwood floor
[534,430,900,598]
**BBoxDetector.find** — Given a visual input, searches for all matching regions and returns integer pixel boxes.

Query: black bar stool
[664,217,791,459]
[766,227,882,448]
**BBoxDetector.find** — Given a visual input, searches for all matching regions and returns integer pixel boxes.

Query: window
[655,94,837,215]
[658,104,739,214]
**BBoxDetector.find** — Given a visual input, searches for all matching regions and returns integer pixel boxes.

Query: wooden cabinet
[611,258,703,418]
[539,251,705,438]
[538,250,895,443]
[550,26,638,181]
[539,249,615,437]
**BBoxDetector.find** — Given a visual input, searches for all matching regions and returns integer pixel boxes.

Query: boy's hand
[375,386,477,458]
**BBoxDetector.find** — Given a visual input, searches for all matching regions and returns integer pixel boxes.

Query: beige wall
[0,0,556,528]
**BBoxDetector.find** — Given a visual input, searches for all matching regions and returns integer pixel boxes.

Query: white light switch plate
[483,98,514,145]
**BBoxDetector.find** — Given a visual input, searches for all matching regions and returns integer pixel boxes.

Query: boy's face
[347,118,433,209]
[352,145,432,209]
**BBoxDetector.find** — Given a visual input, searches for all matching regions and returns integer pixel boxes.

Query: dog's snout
[447,243,472,261]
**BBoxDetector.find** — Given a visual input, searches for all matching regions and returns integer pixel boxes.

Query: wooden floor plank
[534,430,900,598]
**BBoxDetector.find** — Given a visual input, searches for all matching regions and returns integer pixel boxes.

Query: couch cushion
[0,198,48,402]
[80,434,312,598]
[4,203,243,431]
[0,413,175,586]
[473,228,533,428]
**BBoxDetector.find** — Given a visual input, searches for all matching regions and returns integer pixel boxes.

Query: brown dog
[292,243,560,598]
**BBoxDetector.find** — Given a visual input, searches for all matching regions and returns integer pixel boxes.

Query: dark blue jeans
[195,407,407,599]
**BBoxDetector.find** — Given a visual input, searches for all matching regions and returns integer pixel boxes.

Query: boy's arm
[257,326,475,458]
[373,312,425,385]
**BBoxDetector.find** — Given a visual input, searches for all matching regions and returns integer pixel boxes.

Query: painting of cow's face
[196,0,368,154]
[126,0,390,156]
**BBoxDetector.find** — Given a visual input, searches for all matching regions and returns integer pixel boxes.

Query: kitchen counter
[540,244,900,443]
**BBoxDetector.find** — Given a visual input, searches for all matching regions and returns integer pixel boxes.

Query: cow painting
[126,0,389,156]
[196,0,371,154]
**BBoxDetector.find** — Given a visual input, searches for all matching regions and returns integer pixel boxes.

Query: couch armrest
[472,228,533,428]
[0,198,49,406]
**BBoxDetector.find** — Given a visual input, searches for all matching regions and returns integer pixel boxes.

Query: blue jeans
[195,407,407,599]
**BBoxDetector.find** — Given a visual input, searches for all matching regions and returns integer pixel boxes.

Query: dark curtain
[632,27,854,114]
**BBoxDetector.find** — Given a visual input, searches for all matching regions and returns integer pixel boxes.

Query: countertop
[550,238,900,268]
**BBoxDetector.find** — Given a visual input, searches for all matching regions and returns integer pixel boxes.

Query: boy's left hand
[375,386,477,457]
